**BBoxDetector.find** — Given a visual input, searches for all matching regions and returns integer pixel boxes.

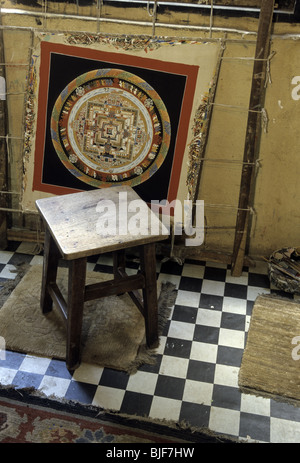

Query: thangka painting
[22,32,221,212]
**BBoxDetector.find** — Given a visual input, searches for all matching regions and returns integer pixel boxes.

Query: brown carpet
[0,265,176,374]
[0,388,236,443]
[0,395,187,443]
[239,294,300,405]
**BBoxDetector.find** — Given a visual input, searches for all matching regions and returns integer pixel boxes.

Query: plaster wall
[1,2,299,259]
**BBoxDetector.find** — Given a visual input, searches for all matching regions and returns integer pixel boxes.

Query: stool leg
[41,228,60,314]
[113,249,126,278]
[140,243,159,349]
[66,257,87,371]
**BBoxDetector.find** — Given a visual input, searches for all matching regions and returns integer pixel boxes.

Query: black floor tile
[12,370,44,390]
[160,260,183,275]
[270,399,300,422]
[120,391,153,416]
[199,294,224,311]
[138,354,162,374]
[164,337,192,359]
[216,346,244,368]
[246,300,254,315]
[179,276,202,292]
[7,253,34,266]
[239,412,270,442]
[193,325,220,344]
[204,266,227,282]
[0,350,27,370]
[248,272,270,288]
[221,312,246,331]
[93,263,114,274]
[5,241,22,252]
[224,283,248,299]
[45,359,73,379]
[186,360,215,383]
[99,368,130,389]
[64,381,98,404]
[180,402,210,428]
[154,375,185,400]
[172,305,198,324]
[212,384,241,411]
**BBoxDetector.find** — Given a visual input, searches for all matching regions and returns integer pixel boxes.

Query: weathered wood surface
[231,0,275,276]
[36,185,169,260]
[0,19,8,249]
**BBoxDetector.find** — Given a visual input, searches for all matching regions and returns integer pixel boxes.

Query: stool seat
[36,185,169,370]
[36,185,168,260]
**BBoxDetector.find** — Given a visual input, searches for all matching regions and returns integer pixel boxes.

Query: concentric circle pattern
[51,69,171,188]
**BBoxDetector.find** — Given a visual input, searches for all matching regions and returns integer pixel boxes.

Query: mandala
[50,68,171,188]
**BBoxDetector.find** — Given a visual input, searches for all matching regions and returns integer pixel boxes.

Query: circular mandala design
[50,69,171,188]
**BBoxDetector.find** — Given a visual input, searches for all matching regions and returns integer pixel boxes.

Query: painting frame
[22,32,221,213]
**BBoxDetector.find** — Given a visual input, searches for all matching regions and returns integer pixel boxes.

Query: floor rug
[0,387,235,444]
[0,265,176,374]
[239,294,300,405]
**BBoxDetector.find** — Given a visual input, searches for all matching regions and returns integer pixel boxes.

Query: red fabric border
[33,41,198,203]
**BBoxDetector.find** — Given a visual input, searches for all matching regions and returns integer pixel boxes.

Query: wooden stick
[231,0,275,277]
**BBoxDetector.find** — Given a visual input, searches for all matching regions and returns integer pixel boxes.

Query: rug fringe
[0,384,239,443]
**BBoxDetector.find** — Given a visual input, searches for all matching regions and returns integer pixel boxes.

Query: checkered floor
[1,241,300,443]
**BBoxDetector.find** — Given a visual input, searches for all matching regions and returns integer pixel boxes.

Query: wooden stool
[36,185,169,370]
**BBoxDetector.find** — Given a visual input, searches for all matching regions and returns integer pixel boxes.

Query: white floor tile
[156,335,167,355]
[218,327,245,349]
[176,289,200,307]
[226,270,248,286]
[92,385,125,411]
[245,315,251,332]
[0,251,14,264]
[247,286,270,301]
[222,297,247,315]
[206,261,228,269]
[250,261,269,275]
[29,256,43,266]
[0,367,18,385]
[190,341,218,364]
[126,371,158,395]
[157,273,181,288]
[38,375,71,398]
[271,417,300,443]
[159,355,189,379]
[19,355,52,375]
[196,308,222,327]
[240,393,270,416]
[182,263,205,279]
[0,264,17,279]
[96,255,113,266]
[87,262,97,272]
[183,379,213,406]
[149,396,182,421]
[213,364,240,388]
[167,320,195,341]
[209,406,240,437]
[201,280,225,297]
[72,363,104,385]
